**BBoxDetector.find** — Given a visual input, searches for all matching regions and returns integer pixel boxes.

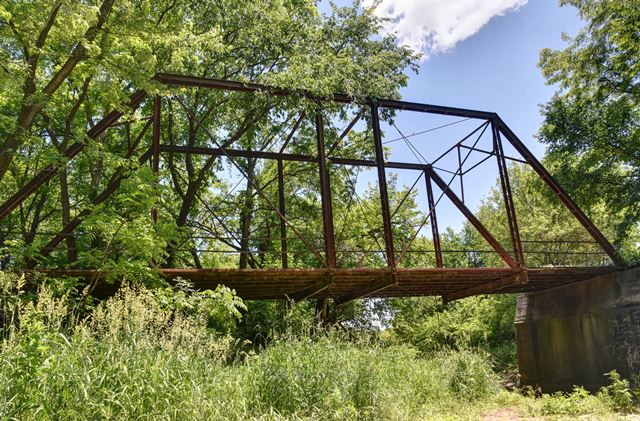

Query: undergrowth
[0,272,637,420]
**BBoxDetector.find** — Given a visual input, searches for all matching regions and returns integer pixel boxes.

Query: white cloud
[364,0,527,58]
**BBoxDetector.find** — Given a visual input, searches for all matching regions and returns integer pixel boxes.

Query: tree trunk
[59,169,78,263]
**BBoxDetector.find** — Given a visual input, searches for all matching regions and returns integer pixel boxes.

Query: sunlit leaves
[538,0,640,246]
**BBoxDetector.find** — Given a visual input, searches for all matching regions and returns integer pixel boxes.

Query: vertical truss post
[425,170,443,268]
[152,95,161,223]
[370,103,396,269]
[427,166,518,268]
[495,117,625,268]
[492,120,525,271]
[277,159,288,268]
[316,111,337,269]
[457,145,465,203]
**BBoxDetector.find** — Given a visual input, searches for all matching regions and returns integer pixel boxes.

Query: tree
[451,162,639,267]
[0,0,419,273]
[538,0,640,245]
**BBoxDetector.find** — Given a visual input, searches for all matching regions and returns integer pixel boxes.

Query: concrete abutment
[516,267,640,392]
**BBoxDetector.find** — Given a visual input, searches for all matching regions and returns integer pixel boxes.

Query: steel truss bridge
[0,74,625,305]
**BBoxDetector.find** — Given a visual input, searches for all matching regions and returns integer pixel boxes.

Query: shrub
[533,386,611,416]
[601,370,635,413]
[389,295,517,369]
[440,349,501,401]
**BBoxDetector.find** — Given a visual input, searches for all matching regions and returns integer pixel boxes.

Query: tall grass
[0,272,635,419]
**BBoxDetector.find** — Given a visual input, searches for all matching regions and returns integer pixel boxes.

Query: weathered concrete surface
[516,267,640,392]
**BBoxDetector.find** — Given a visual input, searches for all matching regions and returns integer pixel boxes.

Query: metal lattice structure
[0,74,625,305]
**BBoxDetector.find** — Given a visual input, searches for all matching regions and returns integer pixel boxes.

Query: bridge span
[0,73,634,392]
[35,266,619,305]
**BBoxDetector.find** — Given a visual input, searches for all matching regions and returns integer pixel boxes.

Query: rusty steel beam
[444,272,522,302]
[495,117,625,267]
[327,110,363,156]
[25,266,619,300]
[278,112,305,153]
[492,122,525,270]
[159,144,431,171]
[334,274,396,306]
[425,172,443,268]
[0,90,147,222]
[330,157,428,171]
[153,73,496,120]
[287,279,332,301]
[371,103,396,269]
[316,112,337,269]
[152,95,161,223]
[427,166,518,268]
[277,159,288,269]
[160,144,317,163]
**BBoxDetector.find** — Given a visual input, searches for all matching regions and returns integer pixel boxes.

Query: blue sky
[397,1,581,158]
[323,1,584,232]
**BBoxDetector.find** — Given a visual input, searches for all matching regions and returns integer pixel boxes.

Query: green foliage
[519,370,640,417]
[0,0,419,274]
[389,295,517,369]
[1,272,638,419]
[601,370,635,413]
[440,349,501,401]
[532,386,612,416]
[538,0,640,246]
[234,299,316,347]
[154,277,247,333]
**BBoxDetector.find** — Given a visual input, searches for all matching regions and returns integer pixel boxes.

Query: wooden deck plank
[26,266,620,300]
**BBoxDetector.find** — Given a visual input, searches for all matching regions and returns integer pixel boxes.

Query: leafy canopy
[538,0,640,243]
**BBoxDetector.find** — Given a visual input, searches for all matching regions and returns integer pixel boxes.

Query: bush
[532,386,611,416]
[389,295,517,369]
[601,370,635,413]
[245,335,502,418]
[0,271,505,419]
[526,371,639,417]
[1,271,637,419]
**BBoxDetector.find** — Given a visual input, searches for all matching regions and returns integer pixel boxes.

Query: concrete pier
[516,267,640,392]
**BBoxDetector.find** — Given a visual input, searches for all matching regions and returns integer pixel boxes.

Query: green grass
[0,274,637,420]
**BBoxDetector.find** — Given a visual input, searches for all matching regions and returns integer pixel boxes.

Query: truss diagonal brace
[334,272,396,307]
[495,117,625,268]
[427,166,518,268]
[327,110,363,156]
[444,271,524,302]
[287,276,333,301]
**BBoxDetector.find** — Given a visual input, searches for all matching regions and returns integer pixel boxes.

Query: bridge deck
[37,267,619,302]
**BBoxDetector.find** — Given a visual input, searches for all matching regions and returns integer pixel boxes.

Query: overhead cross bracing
[0,73,626,304]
